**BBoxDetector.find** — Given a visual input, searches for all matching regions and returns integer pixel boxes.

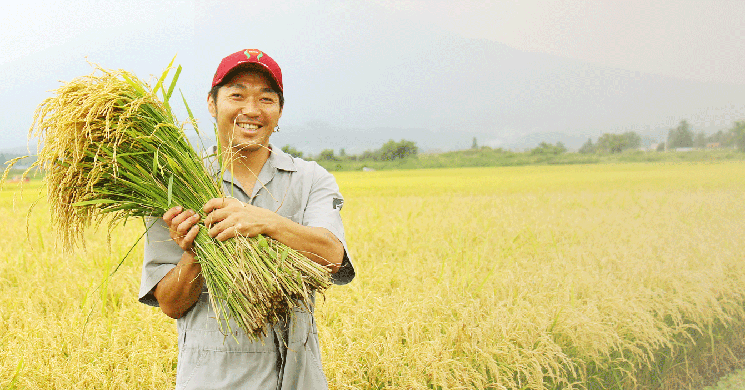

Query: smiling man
[138,49,355,389]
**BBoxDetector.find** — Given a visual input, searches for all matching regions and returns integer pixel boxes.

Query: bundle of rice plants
[2,58,332,339]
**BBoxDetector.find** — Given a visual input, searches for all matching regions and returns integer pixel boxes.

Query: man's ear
[207,94,217,118]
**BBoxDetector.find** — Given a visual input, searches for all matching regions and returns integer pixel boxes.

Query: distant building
[362,167,375,172]
[7,175,30,183]
[706,142,721,149]
[674,147,694,152]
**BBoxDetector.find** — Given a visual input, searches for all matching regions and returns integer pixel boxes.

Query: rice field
[1,161,745,389]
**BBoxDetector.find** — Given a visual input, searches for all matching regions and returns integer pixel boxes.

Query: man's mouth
[236,123,260,130]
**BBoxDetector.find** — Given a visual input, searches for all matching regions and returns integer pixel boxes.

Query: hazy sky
[386,0,745,85]
[1,0,744,151]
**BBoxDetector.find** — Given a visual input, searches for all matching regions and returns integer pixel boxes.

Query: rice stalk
[3,59,331,339]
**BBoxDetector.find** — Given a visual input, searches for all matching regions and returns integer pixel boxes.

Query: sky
[1,0,744,153]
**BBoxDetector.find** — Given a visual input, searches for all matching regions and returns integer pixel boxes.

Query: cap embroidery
[244,49,263,60]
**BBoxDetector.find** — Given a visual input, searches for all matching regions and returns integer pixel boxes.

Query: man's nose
[240,99,261,117]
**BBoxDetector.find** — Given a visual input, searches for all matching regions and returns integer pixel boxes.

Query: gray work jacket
[138,144,355,389]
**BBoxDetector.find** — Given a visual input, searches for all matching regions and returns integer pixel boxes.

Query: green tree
[731,121,745,152]
[596,133,625,153]
[531,142,566,155]
[281,145,304,158]
[578,138,595,154]
[693,132,707,148]
[621,132,641,150]
[706,130,734,147]
[667,120,694,149]
[379,139,419,161]
[595,131,641,153]
[360,150,378,161]
[318,149,336,161]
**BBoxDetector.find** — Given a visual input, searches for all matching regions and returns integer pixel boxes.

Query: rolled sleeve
[302,163,355,285]
[138,217,182,307]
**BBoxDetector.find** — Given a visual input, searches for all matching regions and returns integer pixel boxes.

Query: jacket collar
[212,143,297,196]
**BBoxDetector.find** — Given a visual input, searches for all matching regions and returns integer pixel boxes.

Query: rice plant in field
[2,152,745,387]
[316,163,745,389]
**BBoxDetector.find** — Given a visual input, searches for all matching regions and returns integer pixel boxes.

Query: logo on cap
[244,49,264,61]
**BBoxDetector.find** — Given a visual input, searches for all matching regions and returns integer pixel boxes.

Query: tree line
[282,139,419,162]
[579,120,745,154]
[282,119,745,164]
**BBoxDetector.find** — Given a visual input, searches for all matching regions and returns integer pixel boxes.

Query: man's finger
[171,209,195,230]
[215,225,241,242]
[203,208,232,228]
[207,217,235,239]
[182,225,200,249]
[203,197,233,214]
[176,213,200,236]
[163,205,183,223]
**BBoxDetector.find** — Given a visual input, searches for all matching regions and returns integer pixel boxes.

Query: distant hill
[2,17,743,156]
[266,24,745,155]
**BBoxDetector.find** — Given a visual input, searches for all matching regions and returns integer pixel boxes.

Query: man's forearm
[153,252,204,319]
[266,219,344,273]
[202,198,345,272]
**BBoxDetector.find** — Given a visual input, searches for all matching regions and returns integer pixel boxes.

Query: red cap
[211,49,283,92]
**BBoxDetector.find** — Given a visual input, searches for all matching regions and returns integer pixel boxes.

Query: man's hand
[154,205,204,319]
[203,197,279,241]
[202,197,344,272]
[163,205,201,251]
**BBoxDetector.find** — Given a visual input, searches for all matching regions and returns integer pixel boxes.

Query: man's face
[208,71,282,155]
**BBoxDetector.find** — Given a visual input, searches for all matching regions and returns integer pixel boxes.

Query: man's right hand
[154,205,205,319]
[163,205,201,252]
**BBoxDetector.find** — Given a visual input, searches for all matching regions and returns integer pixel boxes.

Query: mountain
[2,8,744,156]
[266,23,745,154]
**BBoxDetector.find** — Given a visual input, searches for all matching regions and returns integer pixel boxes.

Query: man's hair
[208,63,285,109]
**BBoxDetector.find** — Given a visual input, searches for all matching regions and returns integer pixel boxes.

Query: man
[138,49,355,389]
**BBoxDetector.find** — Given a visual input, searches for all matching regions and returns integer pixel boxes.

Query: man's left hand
[203,197,279,241]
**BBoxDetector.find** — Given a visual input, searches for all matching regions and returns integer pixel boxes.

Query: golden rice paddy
[1,161,744,389]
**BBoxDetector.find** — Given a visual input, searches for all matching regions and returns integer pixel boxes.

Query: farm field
[1,161,745,389]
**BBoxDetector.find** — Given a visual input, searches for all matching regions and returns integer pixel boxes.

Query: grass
[704,369,745,390]
[1,161,745,389]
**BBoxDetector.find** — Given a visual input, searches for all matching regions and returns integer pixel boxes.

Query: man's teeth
[237,123,259,129]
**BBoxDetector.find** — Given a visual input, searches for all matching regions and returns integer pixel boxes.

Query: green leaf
[167,174,174,206]
[71,199,119,207]
[8,356,23,389]
[256,234,269,248]
[166,65,182,102]
[160,83,171,112]
[153,55,177,99]
[180,89,199,135]
[152,149,159,176]
[121,73,146,96]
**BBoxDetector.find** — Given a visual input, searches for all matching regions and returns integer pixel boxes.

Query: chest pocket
[259,172,306,224]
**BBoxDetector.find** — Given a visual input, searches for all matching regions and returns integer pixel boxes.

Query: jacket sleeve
[302,163,355,285]
[138,217,182,306]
